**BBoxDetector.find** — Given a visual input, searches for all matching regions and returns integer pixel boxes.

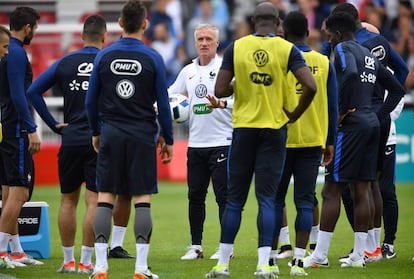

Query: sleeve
[85,54,102,136]
[388,47,409,86]
[326,61,338,146]
[27,60,61,133]
[321,41,331,58]
[7,48,37,133]
[154,54,174,145]
[220,43,234,73]
[376,63,405,120]
[287,45,306,73]
[334,45,358,113]
[167,66,187,95]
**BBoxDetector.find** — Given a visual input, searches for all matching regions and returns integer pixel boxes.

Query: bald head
[253,2,279,33]
[254,2,279,20]
[361,22,380,34]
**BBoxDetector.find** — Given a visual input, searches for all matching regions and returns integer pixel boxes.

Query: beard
[23,29,34,45]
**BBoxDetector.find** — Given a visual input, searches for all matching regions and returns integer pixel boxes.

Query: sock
[257,246,271,266]
[294,247,306,260]
[80,245,93,265]
[0,232,11,254]
[366,229,376,253]
[309,225,319,244]
[9,234,24,253]
[135,243,149,272]
[217,243,233,265]
[312,230,333,261]
[351,232,367,261]
[94,243,108,271]
[278,226,290,246]
[110,225,127,249]
[62,246,75,264]
[374,227,381,249]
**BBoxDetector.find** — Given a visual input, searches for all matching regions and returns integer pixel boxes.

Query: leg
[132,194,157,278]
[380,145,398,258]
[109,194,133,258]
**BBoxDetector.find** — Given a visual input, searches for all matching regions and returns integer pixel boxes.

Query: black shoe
[108,246,135,258]
[338,248,353,260]
[381,244,397,259]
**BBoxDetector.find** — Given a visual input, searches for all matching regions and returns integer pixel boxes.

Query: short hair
[83,15,107,42]
[283,11,308,38]
[0,25,11,38]
[9,7,40,31]
[325,12,357,35]
[121,0,147,34]
[331,3,359,22]
[194,23,219,40]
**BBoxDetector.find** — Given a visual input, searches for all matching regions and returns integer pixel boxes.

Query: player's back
[92,37,165,137]
[55,47,99,145]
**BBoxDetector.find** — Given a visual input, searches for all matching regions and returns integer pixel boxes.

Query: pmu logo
[195,84,207,98]
[250,72,273,86]
[110,59,142,75]
[253,50,269,67]
[77,62,93,76]
[371,46,386,61]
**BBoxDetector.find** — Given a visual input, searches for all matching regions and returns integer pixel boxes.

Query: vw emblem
[195,84,208,98]
[116,79,135,99]
[253,49,269,67]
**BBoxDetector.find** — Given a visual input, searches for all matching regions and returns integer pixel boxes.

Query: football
[169,93,190,123]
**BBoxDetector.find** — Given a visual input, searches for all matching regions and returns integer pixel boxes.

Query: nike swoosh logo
[385,150,394,156]
[217,157,227,163]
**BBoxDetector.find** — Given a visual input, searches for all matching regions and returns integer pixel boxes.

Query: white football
[169,93,190,123]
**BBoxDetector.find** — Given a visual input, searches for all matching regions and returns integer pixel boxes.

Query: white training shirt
[168,55,233,148]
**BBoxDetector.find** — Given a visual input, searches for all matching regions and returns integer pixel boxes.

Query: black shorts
[96,124,158,195]
[58,145,97,194]
[326,111,379,182]
[0,136,34,189]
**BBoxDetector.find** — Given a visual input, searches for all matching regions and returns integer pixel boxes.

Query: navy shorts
[96,124,158,195]
[228,127,287,203]
[58,145,97,194]
[326,111,379,182]
[0,136,34,189]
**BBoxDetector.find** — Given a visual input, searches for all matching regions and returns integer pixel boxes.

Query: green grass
[1,182,414,278]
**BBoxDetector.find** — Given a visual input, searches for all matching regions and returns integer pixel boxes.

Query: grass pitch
[1,182,414,278]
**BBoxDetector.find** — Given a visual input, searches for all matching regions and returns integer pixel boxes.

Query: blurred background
[0,0,413,183]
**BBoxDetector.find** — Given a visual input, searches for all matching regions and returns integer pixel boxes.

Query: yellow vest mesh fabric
[232,35,293,129]
[284,50,330,148]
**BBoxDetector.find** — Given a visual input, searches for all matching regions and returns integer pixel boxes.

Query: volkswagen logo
[195,84,208,98]
[253,49,269,67]
[116,79,135,99]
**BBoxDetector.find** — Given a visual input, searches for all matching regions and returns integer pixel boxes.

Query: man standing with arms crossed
[205,2,316,278]
[0,7,43,268]
[86,1,173,278]
[168,23,233,261]
[27,15,107,274]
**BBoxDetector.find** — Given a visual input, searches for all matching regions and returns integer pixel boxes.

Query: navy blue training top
[28,46,100,146]
[0,37,37,138]
[85,37,173,145]
[334,40,404,118]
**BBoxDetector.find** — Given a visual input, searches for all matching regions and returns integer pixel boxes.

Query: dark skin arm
[215,69,234,98]
[284,66,317,122]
